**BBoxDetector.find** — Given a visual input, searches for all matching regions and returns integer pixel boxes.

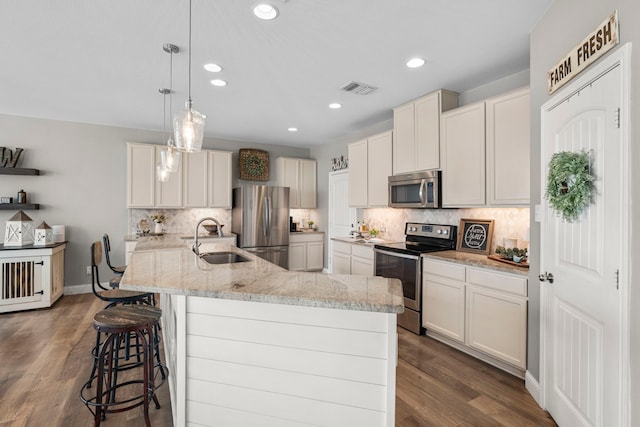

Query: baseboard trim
[525,370,543,408]
[64,283,92,295]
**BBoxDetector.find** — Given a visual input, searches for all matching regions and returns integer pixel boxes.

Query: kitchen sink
[199,251,251,265]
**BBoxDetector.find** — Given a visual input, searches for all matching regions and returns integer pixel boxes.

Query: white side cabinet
[289,233,324,272]
[393,90,458,174]
[348,130,392,208]
[0,244,66,313]
[422,257,528,376]
[276,157,317,209]
[330,240,374,276]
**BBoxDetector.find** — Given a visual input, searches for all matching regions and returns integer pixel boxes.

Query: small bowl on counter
[203,224,224,235]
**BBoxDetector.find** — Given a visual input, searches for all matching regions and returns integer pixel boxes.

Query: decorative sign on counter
[457,218,494,255]
[547,10,619,94]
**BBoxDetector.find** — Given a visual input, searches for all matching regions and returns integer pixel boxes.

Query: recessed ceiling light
[406,58,425,68]
[329,103,342,109]
[204,63,222,73]
[288,127,298,132]
[253,3,279,20]
[210,79,227,87]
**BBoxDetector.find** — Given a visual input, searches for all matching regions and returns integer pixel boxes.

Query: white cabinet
[422,258,528,374]
[127,143,156,207]
[208,150,233,208]
[127,143,232,209]
[0,244,66,313]
[348,130,392,207]
[289,233,324,272]
[276,157,317,209]
[330,240,374,276]
[440,102,486,207]
[486,87,530,206]
[393,90,458,174]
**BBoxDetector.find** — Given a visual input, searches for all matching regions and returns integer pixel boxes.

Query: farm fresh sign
[547,11,619,94]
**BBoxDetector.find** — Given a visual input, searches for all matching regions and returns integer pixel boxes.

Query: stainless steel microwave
[388,170,441,208]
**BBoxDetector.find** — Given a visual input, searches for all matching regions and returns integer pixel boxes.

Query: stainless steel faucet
[193,217,223,256]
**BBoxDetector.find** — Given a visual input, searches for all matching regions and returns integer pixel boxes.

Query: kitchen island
[120,235,403,427]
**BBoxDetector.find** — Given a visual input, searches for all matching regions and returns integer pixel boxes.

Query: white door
[541,52,628,426]
[328,170,356,272]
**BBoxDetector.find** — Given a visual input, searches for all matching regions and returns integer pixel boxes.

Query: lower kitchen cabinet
[330,240,374,276]
[422,257,527,376]
[288,232,324,272]
[0,243,66,313]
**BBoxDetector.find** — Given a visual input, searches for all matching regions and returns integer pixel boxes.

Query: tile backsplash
[129,208,232,235]
[363,207,530,253]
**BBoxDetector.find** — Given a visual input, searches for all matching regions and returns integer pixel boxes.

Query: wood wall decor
[238,148,269,181]
[0,147,24,168]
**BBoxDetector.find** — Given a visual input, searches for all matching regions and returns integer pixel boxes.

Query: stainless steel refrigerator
[232,185,290,269]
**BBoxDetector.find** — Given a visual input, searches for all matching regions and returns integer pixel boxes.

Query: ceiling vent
[340,81,378,95]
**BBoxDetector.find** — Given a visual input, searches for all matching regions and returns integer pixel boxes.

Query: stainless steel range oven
[374,222,457,334]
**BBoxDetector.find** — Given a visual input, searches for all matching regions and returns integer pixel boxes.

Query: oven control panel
[405,223,455,240]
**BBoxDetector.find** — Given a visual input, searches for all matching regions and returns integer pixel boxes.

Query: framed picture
[238,148,269,181]
[457,218,494,254]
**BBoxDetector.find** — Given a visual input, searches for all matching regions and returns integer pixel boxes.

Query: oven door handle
[374,248,421,261]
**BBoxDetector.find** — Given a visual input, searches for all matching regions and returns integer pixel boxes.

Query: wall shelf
[0,203,40,210]
[0,167,40,176]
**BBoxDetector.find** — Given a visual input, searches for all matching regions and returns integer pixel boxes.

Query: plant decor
[545,150,595,222]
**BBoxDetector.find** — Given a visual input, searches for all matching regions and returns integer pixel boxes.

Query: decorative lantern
[34,221,53,246]
[4,210,34,246]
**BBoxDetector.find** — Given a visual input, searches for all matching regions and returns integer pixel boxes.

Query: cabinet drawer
[332,241,352,255]
[351,245,373,259]
[423,259,465,282]
[290,233,324,243]
[467,268,527,297]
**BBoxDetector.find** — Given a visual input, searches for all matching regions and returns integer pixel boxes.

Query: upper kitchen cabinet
[208,150,233,208]
[441,102,486,207]
[486,87,530,206]
[127,142,232,209]
[276,157,317,209]
[393,90,458,175]
[348,130,392,208]
[127,143,157,208]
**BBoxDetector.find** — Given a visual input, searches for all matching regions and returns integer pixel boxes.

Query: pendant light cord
[188,0,192,107]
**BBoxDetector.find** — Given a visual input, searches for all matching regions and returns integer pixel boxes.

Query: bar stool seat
[80,304,166,426]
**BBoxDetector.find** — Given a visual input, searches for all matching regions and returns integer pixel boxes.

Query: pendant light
[161,43,181,173]
[157,88,171,182]
[174,0,206,152]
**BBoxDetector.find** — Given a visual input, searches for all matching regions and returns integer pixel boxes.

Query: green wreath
[545,150,595,222]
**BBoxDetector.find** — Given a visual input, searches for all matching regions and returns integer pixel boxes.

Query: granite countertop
[330,236,397,247]
[125,233,236,242]
[120,235,404,314]
[423,250,529,277]
[290,230,325,234]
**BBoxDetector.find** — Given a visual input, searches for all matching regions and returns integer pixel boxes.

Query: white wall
[530,0,639,421]
[0,114,309,287]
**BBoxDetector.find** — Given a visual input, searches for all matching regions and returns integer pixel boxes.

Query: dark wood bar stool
[103,234,126,275]
[80,304,166,426]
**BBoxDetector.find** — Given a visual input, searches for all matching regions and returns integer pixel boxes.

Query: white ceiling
[0,0,550,148]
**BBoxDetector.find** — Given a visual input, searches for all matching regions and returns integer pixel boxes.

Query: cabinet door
[350,256,373,276]
[348,139,368,207]
[393,102,415,175]
[332,251,351,274]
[466,285,527,369]
[156,146,183,207]
[0,256,45,312]
[415,92,441,171]
[486,87,530,206]
[208,150,232,208]
[299,159,317,209]
[183,151,208,207]
[278,158,300,208]
[289,242,307,271]
[127,143,155,207]
[367,131,392,207]
[306,241,324,271]
[422,275,466,343]
[441,102,486,207]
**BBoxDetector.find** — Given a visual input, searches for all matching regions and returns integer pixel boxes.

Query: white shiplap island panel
[121,236,402,427]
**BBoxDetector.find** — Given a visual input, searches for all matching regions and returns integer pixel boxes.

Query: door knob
[538,272,554,283]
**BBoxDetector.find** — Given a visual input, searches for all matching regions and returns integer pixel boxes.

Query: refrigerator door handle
[265,195,272,238]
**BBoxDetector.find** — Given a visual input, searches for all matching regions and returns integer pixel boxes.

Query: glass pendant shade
[162,142,181,172]
[156,160,171,182]
[174,102,206,152]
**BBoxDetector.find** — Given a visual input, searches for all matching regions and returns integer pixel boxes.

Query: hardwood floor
[0,294,556,426]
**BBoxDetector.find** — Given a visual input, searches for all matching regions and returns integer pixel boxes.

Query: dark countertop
[0,241,67,251]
